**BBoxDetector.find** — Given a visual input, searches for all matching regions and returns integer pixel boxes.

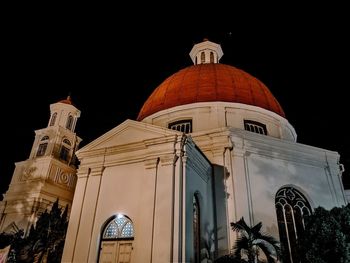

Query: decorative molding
[22,166,37,180]
[89,167,105,177]
[144,158,160,170]
[160,154,175,166]
[194,127,340,169]
[76,119,178,155]
[53,167,76,189]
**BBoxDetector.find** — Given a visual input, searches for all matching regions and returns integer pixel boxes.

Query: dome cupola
[189,38,223,65]
[138,40,296,141]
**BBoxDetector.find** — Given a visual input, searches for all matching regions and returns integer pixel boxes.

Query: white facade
[62,119,347,263]
[59,40,348,263]
[0,97,81,235]
[142,101,297,142]
[62,120,217,262]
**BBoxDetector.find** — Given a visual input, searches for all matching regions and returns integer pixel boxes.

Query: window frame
[66,115,74,130]
[36,143,48,157]
[200,51,205,63]
[168,119,192,133]
[244,120,267,135]
[210,51,214,63]
[101,214,135,241]
[50,113,57,126]
[59,146,70,162]
[275,187,312,263]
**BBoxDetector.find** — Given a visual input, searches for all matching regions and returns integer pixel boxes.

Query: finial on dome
[189,39,223,65]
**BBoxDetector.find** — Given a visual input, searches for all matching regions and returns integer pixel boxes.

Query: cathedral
[1,39,348,263]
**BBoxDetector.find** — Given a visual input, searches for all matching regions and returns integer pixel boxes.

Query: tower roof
[137,63,285,120]
[58,95,73,105]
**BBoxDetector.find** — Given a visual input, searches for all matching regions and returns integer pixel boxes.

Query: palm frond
[230,217,251,238]
[251,221,262,234]
[233,236,249,260]
[234,237,249,251]
[255,239,280,263]
[230,217,281,263]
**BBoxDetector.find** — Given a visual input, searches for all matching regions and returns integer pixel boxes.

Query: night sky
[1,8,349,198]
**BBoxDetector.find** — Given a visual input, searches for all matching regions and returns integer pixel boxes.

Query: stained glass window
[103,215,134,239]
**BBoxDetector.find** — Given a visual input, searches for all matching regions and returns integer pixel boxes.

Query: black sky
[1,7,349,198]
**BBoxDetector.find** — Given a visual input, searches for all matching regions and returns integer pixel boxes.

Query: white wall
[184,139,214,262]
[142,101,296,142]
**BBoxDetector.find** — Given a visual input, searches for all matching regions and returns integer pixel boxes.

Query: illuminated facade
[2,40,345,263]
[0,96,81,235]
[61,40,347,263]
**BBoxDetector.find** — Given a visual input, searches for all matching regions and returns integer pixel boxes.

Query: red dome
[137,64,285,120]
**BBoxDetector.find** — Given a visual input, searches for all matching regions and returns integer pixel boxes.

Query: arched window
[66,115,73,130]
[59,138,71,162]
[63,139,71,146]
[37,143,48,157]
[102,214,135,239]
[201,52,205,64]
[210,52,214,63]
[275,187,312,263]
[37,136,49,157]
[59,146,69,162]
[99,214,134,263]
[50,113,57,126]
[193,194,200,263]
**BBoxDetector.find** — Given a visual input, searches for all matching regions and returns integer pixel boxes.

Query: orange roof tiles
[137,64,285,120]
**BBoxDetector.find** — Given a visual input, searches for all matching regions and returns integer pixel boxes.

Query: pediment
[78,119,178,153]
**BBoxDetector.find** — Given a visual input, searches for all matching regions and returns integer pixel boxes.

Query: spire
[189,39,223,65]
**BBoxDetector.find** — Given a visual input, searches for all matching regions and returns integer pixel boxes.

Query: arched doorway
[99,214,135,263]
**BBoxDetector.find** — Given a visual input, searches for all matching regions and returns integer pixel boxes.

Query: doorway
[99,214,135,263]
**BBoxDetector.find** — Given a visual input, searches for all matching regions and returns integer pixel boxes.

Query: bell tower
[0,96,82,235]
